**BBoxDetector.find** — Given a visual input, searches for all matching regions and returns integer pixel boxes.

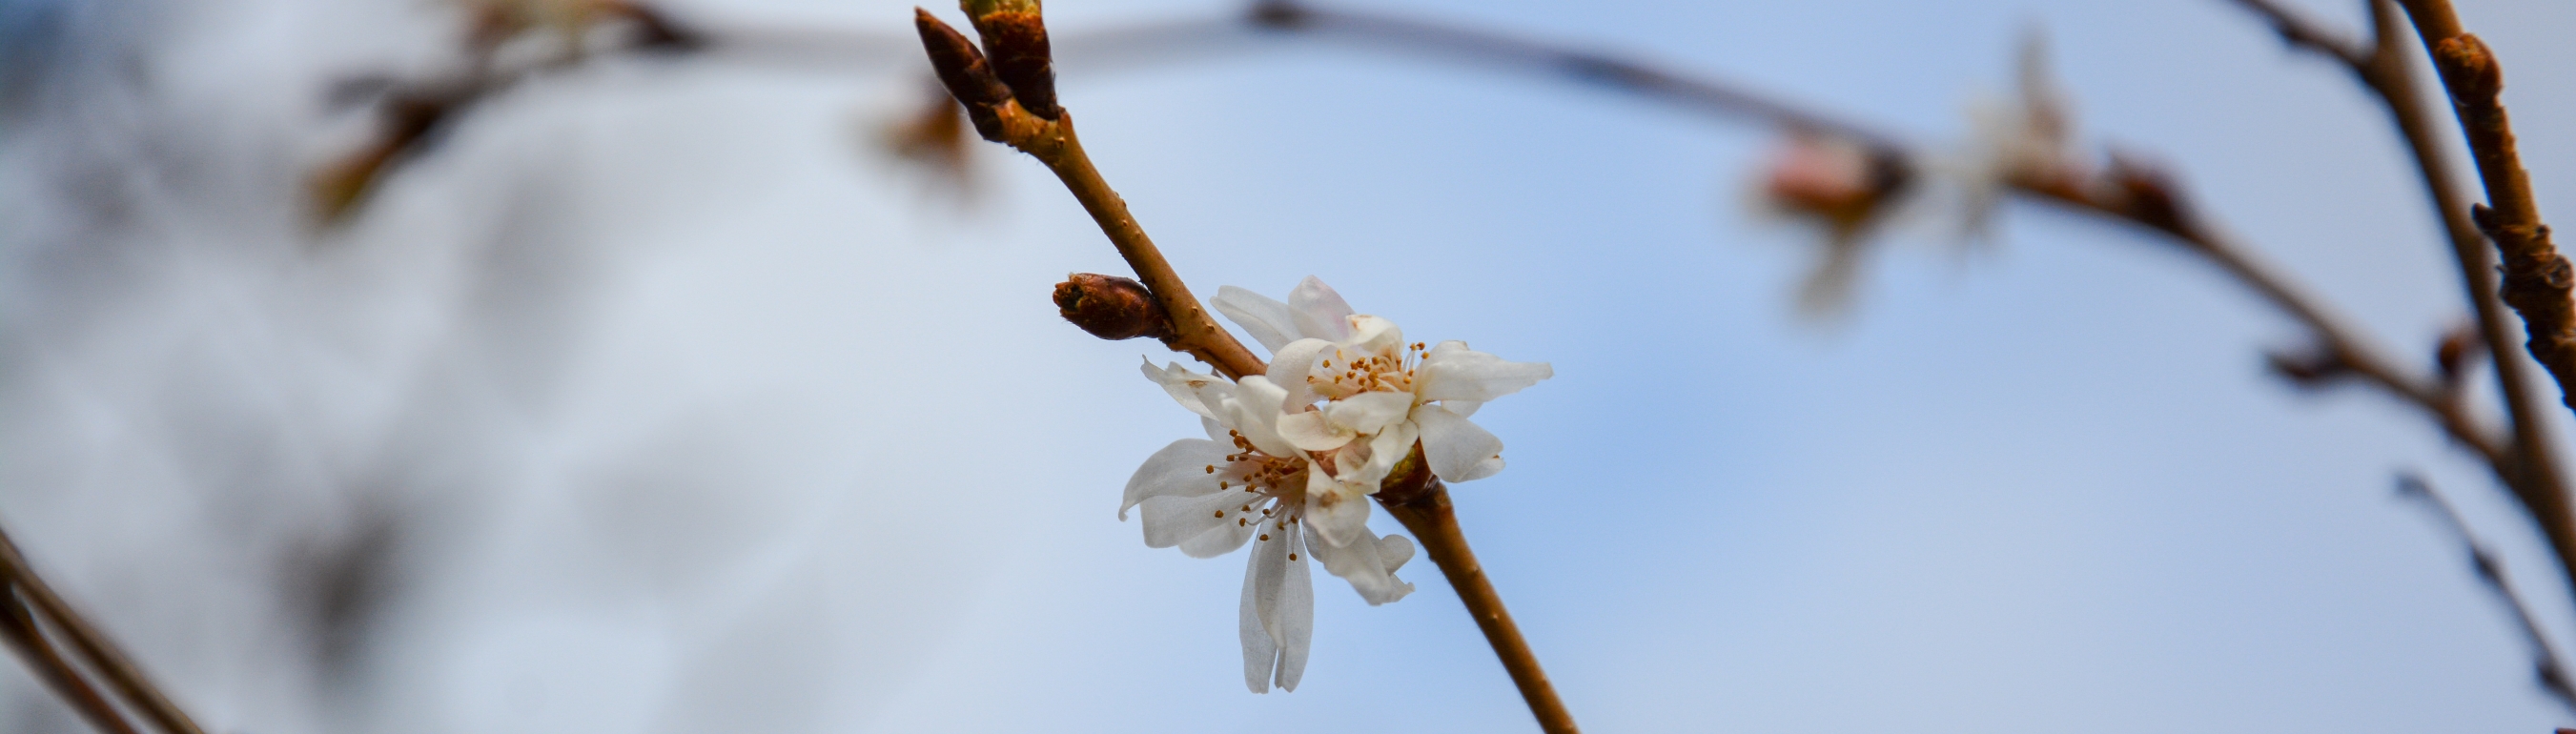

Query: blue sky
[4,0,2576,731]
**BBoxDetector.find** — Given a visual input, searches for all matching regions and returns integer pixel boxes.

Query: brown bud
[2266,345,2350,388]
[2106,153,2192,239]
[2432,33,2502,105]
[913,8,1013,141]
[966,5,1059,120]
[2436,320,2483,385]
[1054,274,1173,341]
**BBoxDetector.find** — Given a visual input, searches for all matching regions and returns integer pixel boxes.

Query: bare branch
[2395,473,2576,710]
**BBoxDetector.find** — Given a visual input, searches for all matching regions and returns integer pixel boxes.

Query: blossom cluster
[1121,276,1551,692]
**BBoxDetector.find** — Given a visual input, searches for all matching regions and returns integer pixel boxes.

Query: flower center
[1310,341,1429,398]
[1213,429,1307,536]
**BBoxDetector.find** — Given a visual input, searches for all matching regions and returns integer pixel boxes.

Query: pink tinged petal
[1215,286,1301,355]
[1122,439,1232,520]
[1301,472,1373,547]
[1267,338,1336,410]
[1415,403,1506,482]
[1418,341,1553,402]
[1343,315,1405,357]
[1278,409,1357,452]
[1229,376,1298,457]
[1287,275,1356,342]
[1274,528,1315,692]
[1327,391,1414,435]
[1141,490,1257,557]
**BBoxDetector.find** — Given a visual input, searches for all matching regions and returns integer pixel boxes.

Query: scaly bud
[913,8,1013,141]
[1055,274,1173,341]
[2432,33,2503,106]
[962,0,1059,120]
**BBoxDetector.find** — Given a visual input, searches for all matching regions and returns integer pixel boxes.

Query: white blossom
[1215,276,1553,488]
[1123,361,1417,693]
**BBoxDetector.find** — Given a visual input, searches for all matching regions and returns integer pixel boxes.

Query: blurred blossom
[1953,30,2075,234]
[1750,133,1912,316]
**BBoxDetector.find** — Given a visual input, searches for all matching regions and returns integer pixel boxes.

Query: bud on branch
[963,0,1060,120]
[1053,274,1173,341]
[912,8,1013,141]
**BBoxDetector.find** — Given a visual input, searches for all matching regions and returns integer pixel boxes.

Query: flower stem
[1380,482,1580,734]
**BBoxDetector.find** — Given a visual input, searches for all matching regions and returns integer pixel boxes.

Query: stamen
[1259,534,1270,541]
[1288,553,1298,561]
[1204,465,1215,474]
[1213,510,1223,518]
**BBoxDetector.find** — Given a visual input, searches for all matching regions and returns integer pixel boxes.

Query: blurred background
[3,0,2574,731]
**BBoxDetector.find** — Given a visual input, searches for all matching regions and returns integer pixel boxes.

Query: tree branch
[0,520,206,734]
[2395,473,2576,708]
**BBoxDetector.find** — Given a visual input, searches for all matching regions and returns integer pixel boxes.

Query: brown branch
[2395,473,2576,708]
[2226,0,2576,673]
[915,8,1576,731]
[2390,0,2576,413]
[0,521,206,734]
[0,589,139,734]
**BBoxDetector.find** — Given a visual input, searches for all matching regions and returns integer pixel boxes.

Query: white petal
[1418,341,1553,403]
[1415,403,1506,482]
[1302,471,1373,547]
[1121,439,1231,520]
[1346,418,1419,489]
[1141,490,1257,557]
[1454,454,1505,482]
[1343,315,1405,357]
[1287,276,1355,342]
[1377,534,1416,575]
[1228,376,1298,457]
[1303,521,1413,605]
[1142,359,1225,420]
[1200,417,1230,443]
[1267,338,1336,410]
[1327,391,1415,436]
[1441,399,1482,418]
[1215,286,1301,355]
[1273,528,1314,692]
[1237,543,1278,694]
[1278,409,1357,452]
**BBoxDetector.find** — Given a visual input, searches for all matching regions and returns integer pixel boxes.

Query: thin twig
[2227,0,2576,666]
[0,521,206,734]
[2390,0,2576,413]
[2395,473,2576,708]
[0,589,140,734]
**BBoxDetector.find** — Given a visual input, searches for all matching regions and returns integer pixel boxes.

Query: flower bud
[963,0,1059,120]
[912,8,1013,141]
[1054,274,1173,341]
[2432,33,2503,105]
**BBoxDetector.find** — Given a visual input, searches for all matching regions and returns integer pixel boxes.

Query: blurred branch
[0,519,205,734]
[0,591,138,734]
[2389,0,2576,418]
[2227,0,2576,687]
[2395,473,2576,709]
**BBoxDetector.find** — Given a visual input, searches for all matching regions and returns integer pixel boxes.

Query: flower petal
[1287,276,1355,343]
[1272,529,1314,692]
[1267,338,1336,410]
[1142,359,1226,420]
[1141,489,1257,558]
[1345,418,1418,489]
[1303,470,1373,547]
[1326,391,1415,436]
[1344,315,1404,357]
[1303,521,1414,605]
[1453,454,1506,482]
[1237,542,1279,694]
[1418,341,1553,403]
[1377,534,1416,575]
[1415,403,1506,482]
[1215,286,1301,355]
[1278,409,1357,452]
[1228,376,1298,457]
[1121,438,1231,520]
[1441,399,1482,418]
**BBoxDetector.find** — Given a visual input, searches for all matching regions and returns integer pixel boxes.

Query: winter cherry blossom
[1123,361,1418,693]
[1215,276,1554,488]
[1120,276,1548,693]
